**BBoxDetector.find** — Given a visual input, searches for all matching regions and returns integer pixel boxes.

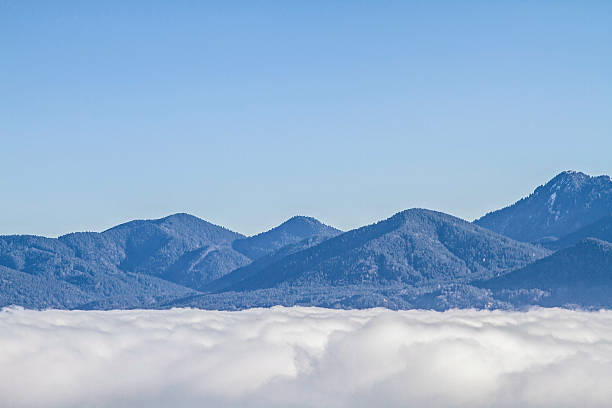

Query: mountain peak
[543,170,591,193]
[475,171,612,242]
[389,208,461,229]
[104,213,202,232]
[394,208,444,219]
[255,215,340,237]
[551,169,587,181]
[160,212,199,221]
[281,215,323,227]
[221,208,548,292]
[559,169,584,176]
[545,170,611,189]
[232,216,341,260]
[104,213,243,237]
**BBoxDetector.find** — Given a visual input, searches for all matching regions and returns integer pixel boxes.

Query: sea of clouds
[2,306,612,408]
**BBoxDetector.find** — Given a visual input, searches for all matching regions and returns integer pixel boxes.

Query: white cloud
[1,307,612,407]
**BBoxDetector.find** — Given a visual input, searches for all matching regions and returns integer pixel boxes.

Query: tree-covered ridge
[2,170,612,311]
[475,171,612,242]
[232,215,341,260]
[0,213,341,308]
[218,209,549,292]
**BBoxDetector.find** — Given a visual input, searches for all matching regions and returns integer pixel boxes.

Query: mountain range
[2,170,611,310]
[212,209,548,292]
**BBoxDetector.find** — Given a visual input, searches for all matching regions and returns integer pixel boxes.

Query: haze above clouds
[1,307,612,407]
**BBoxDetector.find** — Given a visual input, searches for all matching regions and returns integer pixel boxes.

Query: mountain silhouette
[218,209,549,292]
[232,216,341,260]
[480,238,612,308]
[2,173,612,312]
[0,213,344,307]
[475,171,612,243]
[59,213,251,290]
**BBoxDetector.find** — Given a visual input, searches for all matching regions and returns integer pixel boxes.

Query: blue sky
[1,1,611,237]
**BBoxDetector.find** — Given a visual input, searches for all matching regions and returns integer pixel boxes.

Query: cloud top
[1,306,612,407]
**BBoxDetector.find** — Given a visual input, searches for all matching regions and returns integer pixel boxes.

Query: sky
[1,1,611,237]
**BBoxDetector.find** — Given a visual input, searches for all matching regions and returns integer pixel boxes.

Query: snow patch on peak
[548,192,557,209]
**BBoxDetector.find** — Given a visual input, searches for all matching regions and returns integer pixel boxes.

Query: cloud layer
[2,306,612,407]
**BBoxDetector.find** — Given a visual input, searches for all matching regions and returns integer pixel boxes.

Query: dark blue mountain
[232,216,341,260]
[0,265,92,309]
[217,209,550,292]
[542,216,612,251]
[475,171,612,243]
[65,213,251,289]
[207,234,334,292]
[0,213,252,307]
[3,204,612,311]
[0,213,344,308]
[480,238,612,308]
[0,234,196,309]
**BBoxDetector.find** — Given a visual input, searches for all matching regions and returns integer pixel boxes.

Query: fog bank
[1,307,612,407]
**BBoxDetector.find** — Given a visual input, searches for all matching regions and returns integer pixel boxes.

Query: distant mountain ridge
[0,213,339,307]
[216,209,549,292]
[542,216,612,251]
[2,169,612,311]
[0,233,196,309]
[483,238,612,290]
[480,238,612,308]
[475,171,612,243]
[207,234,336,292]
[59,213,251,290]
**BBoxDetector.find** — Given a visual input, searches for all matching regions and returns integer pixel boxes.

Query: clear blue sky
[1,1,611,237]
